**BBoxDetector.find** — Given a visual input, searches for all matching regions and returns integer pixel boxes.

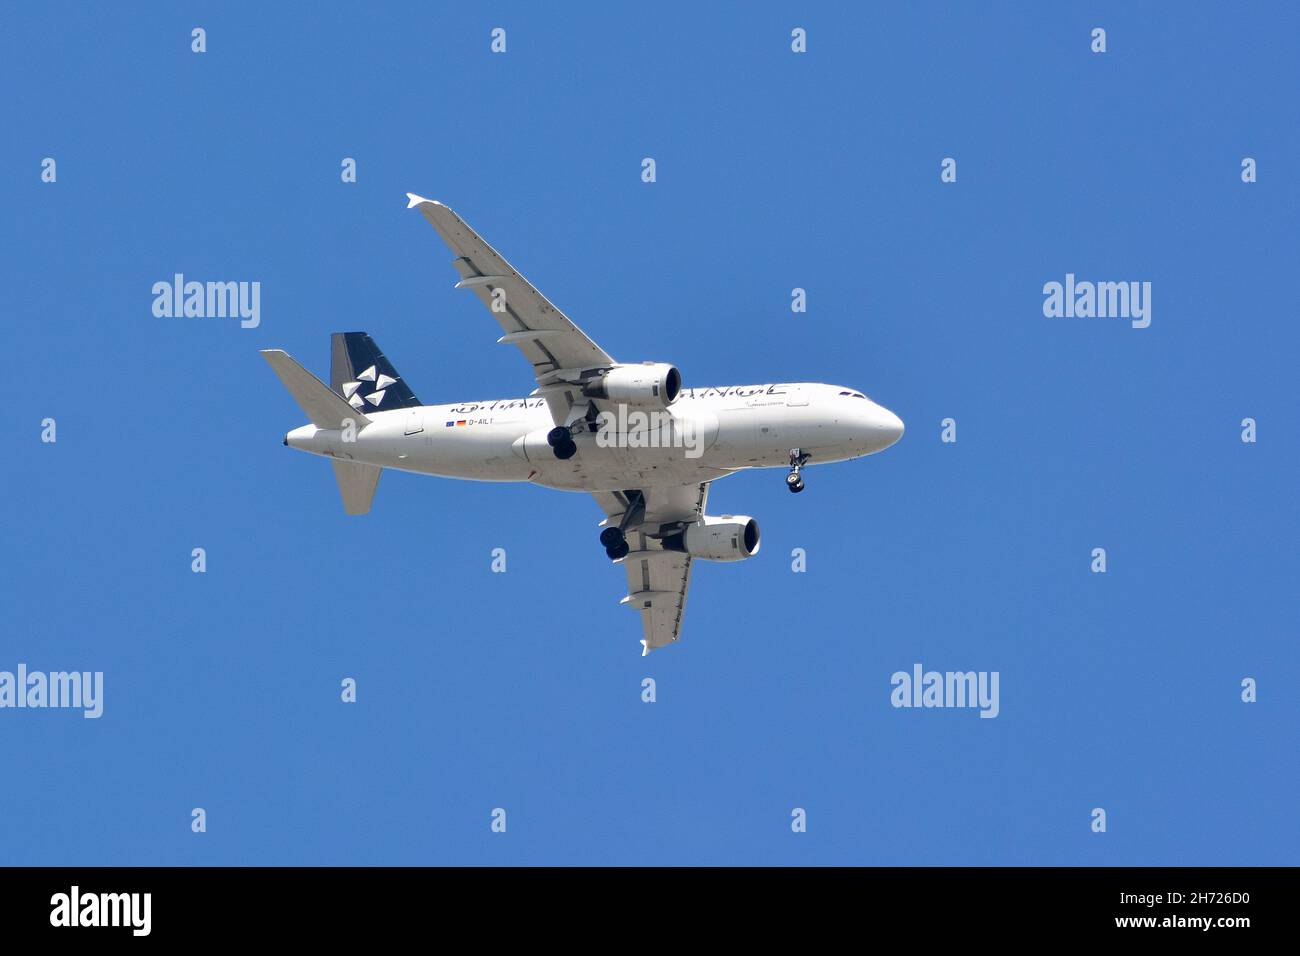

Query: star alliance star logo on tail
[339,365,399,410]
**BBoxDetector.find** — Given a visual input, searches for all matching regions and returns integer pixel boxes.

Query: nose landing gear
[786,448,810,494]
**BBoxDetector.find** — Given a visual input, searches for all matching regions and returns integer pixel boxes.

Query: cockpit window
[839,390,868,399]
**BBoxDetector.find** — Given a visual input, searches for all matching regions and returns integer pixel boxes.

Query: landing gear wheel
[601,492,643,560]
[546,426,572,448]
[786,447,810,493]
[553,438,577,460]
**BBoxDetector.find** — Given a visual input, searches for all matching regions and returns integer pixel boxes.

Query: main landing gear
[786,448,810,494]
[600,526,629,560]
[599,491,646,561]
[547,425,577,460]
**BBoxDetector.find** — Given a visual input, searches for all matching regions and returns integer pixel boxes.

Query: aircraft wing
[592,483,709,655]
[406,194,615,423]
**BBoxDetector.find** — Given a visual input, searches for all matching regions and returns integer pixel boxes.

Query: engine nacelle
[582,363,681,407]
[662,515,760,562]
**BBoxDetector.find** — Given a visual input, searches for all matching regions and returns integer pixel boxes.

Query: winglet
[405,192,439,209]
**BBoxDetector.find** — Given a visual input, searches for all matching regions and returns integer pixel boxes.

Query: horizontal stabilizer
[261,349,371,429]
[331,460,382,515]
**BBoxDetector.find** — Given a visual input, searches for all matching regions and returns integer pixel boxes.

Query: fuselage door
[404,407,425,435]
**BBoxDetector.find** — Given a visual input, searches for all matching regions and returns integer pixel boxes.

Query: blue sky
[3,2,1296,865]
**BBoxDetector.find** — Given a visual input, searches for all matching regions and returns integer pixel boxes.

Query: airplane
[261,195,904,655]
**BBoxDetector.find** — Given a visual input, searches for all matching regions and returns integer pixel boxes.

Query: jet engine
[662,515,760,562]
[581,363,681,408]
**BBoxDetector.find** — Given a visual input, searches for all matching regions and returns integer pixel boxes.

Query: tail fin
[330,332,421,413]
[331,459,382,515]
[261,350,371,429]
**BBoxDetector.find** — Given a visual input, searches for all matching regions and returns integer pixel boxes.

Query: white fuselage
[285,382,904,492]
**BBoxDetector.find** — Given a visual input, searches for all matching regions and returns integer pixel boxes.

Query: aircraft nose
[863,403,904,451]
[879,406,904,446]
